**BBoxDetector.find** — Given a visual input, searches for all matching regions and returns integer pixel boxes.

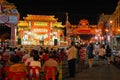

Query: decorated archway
[67,19,100,45]
[0,0,19,46]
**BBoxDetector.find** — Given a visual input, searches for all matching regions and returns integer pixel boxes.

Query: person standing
[66,41,77,78]
[98,44,106,65]
[79,45,87,72]
[86,43,94,68]
[105,45,112,65]
[42,53,59,80]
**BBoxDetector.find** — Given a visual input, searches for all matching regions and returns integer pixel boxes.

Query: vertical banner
[11,25,15,45]
[0,5,1,13]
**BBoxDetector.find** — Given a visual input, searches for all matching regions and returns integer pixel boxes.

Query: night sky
[7,0,119,25]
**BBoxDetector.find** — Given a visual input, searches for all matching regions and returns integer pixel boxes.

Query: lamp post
[109,20,113,49]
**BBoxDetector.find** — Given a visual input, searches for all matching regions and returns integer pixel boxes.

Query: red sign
[77,30,90,34]
[32,28,49,34]
[31,21,50,34]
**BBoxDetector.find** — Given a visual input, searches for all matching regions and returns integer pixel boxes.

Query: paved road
[63,58,120,80]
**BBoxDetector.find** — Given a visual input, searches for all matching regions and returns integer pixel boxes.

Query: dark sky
[7,0,119,25]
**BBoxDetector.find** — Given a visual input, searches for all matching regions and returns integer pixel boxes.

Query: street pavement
[63,57,120,80]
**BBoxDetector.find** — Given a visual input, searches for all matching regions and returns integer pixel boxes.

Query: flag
[64,12,71,36]
[65,12,71,28]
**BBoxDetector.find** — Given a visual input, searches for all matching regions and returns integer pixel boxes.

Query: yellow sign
[34,22,48,26]
[18,21,29,27]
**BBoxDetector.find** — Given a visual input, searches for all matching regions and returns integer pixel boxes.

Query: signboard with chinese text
[0,15,8,23]
[8,16,18,24]
[32,22,49,28]
[31,21,50,34]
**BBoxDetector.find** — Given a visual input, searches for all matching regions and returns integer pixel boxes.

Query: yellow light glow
[105,29,108,32]
[24,14,57,21]
[17,21,29,27]
[53,22,64,28]
[118,29,120,32]
[109,20,113,24]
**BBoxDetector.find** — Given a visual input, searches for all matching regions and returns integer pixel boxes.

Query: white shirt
[30,61,41,68]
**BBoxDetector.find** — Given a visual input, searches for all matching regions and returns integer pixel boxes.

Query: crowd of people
[66,41,113,79]
[0,41,113,80]
[0,44,66,80]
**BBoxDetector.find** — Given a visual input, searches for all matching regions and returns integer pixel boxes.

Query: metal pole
[109,20,113,49]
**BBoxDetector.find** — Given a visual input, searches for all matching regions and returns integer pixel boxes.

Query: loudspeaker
[17,38,21,45]
[54,39,58,46]
[64,28,67,36]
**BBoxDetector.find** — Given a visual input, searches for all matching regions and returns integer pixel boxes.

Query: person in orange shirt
[9,55,27,73]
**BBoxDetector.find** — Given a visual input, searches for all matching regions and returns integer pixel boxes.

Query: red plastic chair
[3,66,9,77]
[5,72,27,80]
[28,66,41,80]
[3,66,9,72]
[0,68,2,79]
[44,66,57,80]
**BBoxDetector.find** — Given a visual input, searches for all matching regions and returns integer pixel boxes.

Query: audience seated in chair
[28,54,41,80]
[5,55,27,80]
[5,72,27,80]
[42,53,59,80]
[9,55,27,73]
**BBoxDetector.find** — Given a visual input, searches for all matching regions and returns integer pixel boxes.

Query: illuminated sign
[8,16,18,24]
[18,21,29,27]
[0,15,8,23]
[33,28,48,33]
[34,22,48,26]
[77,30,90,34]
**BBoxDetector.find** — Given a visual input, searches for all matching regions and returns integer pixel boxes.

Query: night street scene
[0,0,120,80]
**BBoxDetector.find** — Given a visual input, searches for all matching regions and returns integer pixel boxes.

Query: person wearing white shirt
[98,44,106,65]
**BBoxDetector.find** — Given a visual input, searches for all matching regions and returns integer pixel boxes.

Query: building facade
[111,0,120,49]
[98,0,120,49]
[66,19,99,45]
